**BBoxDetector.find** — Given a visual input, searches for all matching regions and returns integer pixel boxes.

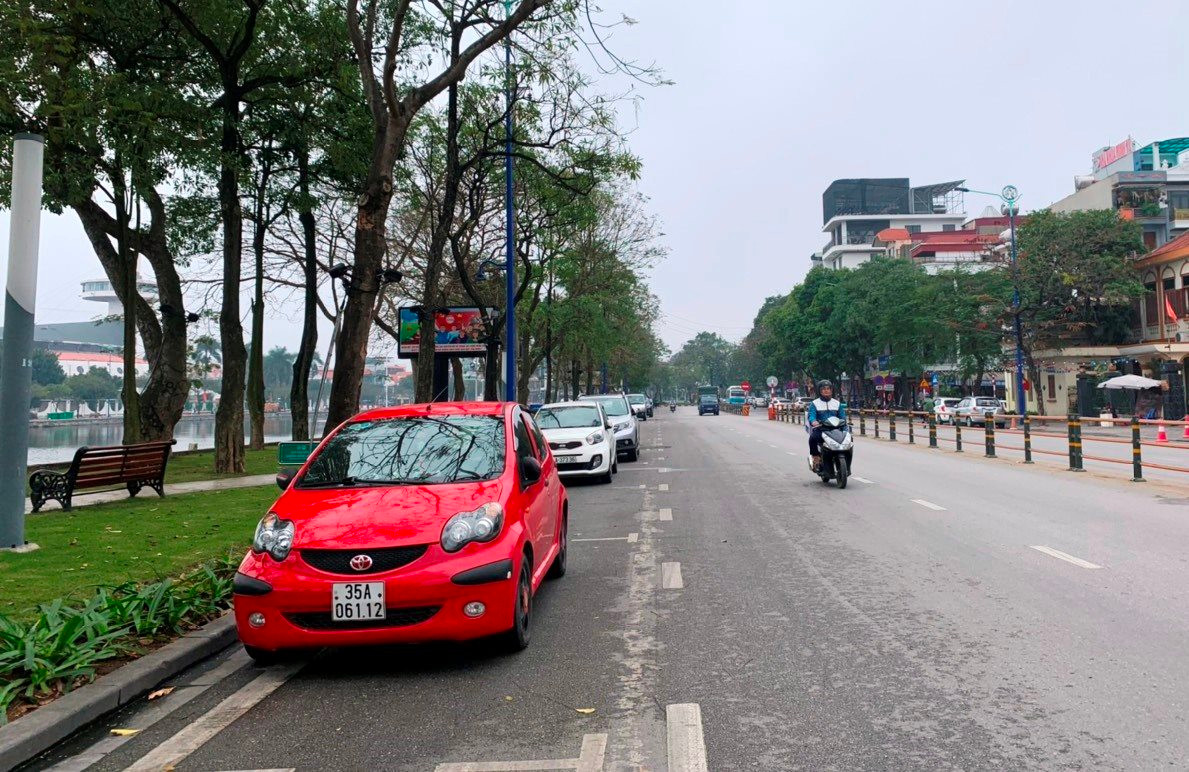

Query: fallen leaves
[110,728,139,736]
[147,687,174,700]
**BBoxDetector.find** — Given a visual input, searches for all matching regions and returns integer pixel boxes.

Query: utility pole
[502,0,517,402]
[1,134,45,552]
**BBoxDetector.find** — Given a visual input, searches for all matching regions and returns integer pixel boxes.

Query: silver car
[580,393,640,461]
[953,396,1007,428]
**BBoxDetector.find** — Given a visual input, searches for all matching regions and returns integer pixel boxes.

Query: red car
[233,402,568,663]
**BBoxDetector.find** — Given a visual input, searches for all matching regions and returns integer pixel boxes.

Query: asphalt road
[22,408,1189,770]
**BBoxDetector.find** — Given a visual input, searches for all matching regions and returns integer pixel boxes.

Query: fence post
[1131,416,1144,482]
[955,420,963,452]
[1067,415,1084,471]
[928,411,937,448]
[984,411,996,458]
[874,411,880,439]
[859,410,866,436]
[908,411,915,444]
[889,411,897,442]
[1023,414,1033,464]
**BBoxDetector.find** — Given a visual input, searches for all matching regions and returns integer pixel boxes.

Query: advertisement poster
[398,307,488,358]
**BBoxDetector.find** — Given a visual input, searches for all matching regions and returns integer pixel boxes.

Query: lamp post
[956,185,1026,418]
[502,0,517,402]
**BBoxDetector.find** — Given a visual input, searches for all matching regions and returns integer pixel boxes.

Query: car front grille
[285,606,441,631]
[300,545,428,575]
[549,440,582,450]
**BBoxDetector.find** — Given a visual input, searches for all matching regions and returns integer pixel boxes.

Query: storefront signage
[1093,138,1134,173]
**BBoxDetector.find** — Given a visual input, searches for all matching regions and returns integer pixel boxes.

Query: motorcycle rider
[807,380,845,472]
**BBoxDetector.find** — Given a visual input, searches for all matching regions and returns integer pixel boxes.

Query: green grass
[163,447,279,484]
[1,485,278,620]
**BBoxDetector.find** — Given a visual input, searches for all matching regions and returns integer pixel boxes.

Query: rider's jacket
[807,397,844,425]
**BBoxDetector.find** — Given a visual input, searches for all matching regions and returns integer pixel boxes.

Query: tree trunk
[451,357,465,400]
[290,148,317,441]
[484,338,501,400]
[113,172,141,444]
[584,355,593,395]
[570,359,580,401]
[215,104,247,473]
[247,156,271,451]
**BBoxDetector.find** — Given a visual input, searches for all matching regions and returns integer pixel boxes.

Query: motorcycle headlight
[441,503,504,553]
[585,431,605,445]
[252,513,295,562]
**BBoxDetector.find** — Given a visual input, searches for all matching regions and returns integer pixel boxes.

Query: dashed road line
[658,508,673,521]
[1030,545,1102,569]
[661,562,684,589]
[572,536,634,542]
[666,703,709,772]
[658,483,669,491]
[627,532,639,543]
[851,476,874,484]
[125,663,304,772]
[435,733,608,771]
[911,498,946,511]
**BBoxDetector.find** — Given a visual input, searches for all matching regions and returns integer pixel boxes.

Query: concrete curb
[0,613,237,770]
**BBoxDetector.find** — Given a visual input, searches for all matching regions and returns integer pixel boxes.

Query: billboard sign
[1092,138,1134,174]
[397,307,488,358]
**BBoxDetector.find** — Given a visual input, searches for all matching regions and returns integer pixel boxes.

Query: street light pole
[502,0,517,403]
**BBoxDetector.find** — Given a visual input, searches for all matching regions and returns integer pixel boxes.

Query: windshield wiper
[298,476,415,488]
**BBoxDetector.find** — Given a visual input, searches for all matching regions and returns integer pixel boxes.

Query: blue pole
[502,1,516,403]
[1010,202,1026,418]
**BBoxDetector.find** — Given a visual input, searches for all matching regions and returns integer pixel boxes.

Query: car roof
[539,401,601,411]
[351,402,509,422]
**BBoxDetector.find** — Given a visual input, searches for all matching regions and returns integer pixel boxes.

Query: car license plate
[332,582,385,621]
[556,454,579,462]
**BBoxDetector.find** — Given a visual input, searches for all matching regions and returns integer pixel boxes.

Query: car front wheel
[500,555,533,652]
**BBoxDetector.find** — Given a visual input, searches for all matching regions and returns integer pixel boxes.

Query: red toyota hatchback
[233,402,567,663]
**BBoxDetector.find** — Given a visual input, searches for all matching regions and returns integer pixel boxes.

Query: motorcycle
[669,403,676,413]
[807,415,853,488]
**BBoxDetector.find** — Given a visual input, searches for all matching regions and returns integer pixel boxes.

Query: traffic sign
[741,380,751,392]
[766,376,777,388]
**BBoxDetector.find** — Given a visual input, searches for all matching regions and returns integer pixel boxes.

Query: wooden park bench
[29,440,176,512]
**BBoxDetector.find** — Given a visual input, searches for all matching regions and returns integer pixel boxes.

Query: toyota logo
[349,554,373,572]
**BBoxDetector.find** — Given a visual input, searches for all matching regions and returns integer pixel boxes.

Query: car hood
[541,427,601,443]
[277,479,508,548]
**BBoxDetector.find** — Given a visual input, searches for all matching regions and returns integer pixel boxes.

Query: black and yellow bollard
[928,412,937,448]
[955,420,963,452]
[859,410,866,436]
[908,412,915,444]
[874,411,880,439]
[1131,416,1144,482]
[1067,415,1084,472]
[984,411,996,458]
[889,411,897,442]
[1023,414,1033,463]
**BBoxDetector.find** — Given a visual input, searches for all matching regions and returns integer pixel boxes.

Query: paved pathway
[24,474,276,514]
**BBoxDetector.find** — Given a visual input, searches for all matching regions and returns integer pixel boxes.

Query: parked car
[698,393,719,416]
[233,402,567,663]
[626,393,649,421]
[953,396,1007,428]
[750,395,769,408]
[580,393,640,461]
[933,397,963,424]
[772,397,792,408]
[534,401,616,484]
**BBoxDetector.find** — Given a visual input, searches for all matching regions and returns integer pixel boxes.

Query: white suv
[580,394,640,461]
[534,402,616,484]
[933,397,962,424]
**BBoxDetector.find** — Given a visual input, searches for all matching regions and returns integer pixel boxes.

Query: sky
[3,0,1189,360]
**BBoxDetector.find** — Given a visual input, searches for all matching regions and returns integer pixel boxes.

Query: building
[819,178,968,270]
[1049,136,1189,250]
[872,206,1009,274]
[81,276,157,316]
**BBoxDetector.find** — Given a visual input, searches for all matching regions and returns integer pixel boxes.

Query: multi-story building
[818,178,968,270]
[872,206,1009,274]
[1049,136,1189,250]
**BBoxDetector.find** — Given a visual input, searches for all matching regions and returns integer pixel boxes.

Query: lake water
[28,414,296,464]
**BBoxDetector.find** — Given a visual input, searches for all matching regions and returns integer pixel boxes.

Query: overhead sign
[397,307,488,358]
[766,376,778,387]
[1092,138,1134,173]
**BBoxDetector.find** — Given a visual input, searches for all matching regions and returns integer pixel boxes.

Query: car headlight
[441,503,504,553]
[252,513,295,562]
[612,420,631,432]
[585,431,605,445]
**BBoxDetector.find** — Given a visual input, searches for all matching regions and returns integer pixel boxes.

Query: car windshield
[536,405,602,429]
[299,415,505,487]
[583,396,630,417]
[627,394,646,405]
[699,395,716,403]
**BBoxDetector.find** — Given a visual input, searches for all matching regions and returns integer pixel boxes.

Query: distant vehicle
[771,397,792,408]
[726,386,746,406]
[698,392,719,416]
[953,396,1007,428]
[933,397,962,424]
[579,394,640,461]
[645,397,654,418]
[751,396,769,408]
[535,402,616,484]
[626,393,649,421]
[792,396,810,410]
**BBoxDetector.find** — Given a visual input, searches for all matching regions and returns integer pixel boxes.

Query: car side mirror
[605,419,613,429]
[276,468,297,491]
[520,456,542,486]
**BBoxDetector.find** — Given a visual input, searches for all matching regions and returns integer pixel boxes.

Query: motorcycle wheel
[835,456,849,489]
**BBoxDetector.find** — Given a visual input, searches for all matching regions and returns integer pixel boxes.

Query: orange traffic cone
[1157,422,1168,443]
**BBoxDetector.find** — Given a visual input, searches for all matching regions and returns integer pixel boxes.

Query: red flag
[1166,296,1179,323]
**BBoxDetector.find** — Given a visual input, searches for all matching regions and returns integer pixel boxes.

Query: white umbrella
[1097,374,1162,390]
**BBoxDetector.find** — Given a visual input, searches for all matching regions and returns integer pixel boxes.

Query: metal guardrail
[734,403,1189,482]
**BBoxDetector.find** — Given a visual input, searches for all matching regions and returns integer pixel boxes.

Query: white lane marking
[659,508,673,521]
[627,532,639,543]
[125,663,303,772]
[658,483,670,491]
[911,498,946,511]
[435,733,608,771]
[661,562,683,589]
[1030,545,1103,569]
[656,456,666,461]
[572,536,632,542]
[45,649,253,772]
[666,703,710,772]
[657,467,671,473]
[851,476,874,484]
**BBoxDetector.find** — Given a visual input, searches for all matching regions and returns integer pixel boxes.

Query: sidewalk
[25,474,276,514]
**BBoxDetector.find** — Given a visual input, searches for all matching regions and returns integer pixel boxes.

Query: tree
[66,367,123,404]
[324,0,556,429]
[32,348,65,386]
